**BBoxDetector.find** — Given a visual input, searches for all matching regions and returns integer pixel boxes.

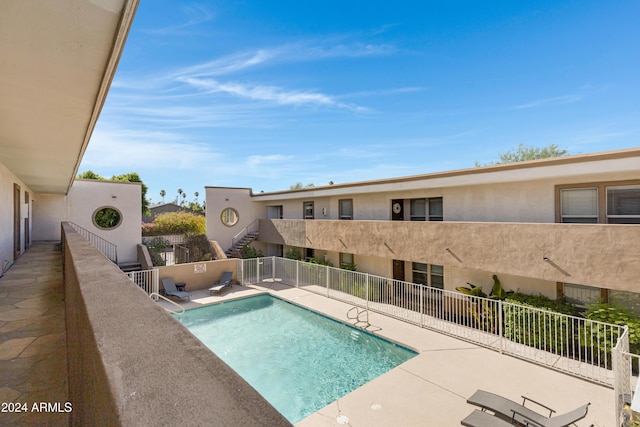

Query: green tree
[111,172,150,216]
[477,144,569,166]
[160,189,166,203]
[77,170,105,180]
[290,182,315,190]
[77,170,150,216]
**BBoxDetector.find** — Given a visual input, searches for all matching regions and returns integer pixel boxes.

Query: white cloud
[510,94,582,110]
[180,77,368,112]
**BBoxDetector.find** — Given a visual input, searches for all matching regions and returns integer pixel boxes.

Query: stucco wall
[157,259,238,292]
[206,187,263,252]
[62,223,290,426]
[0,161,33,270]
[266,219,640,293]
[32,193,67,241]
[67,179,141,262]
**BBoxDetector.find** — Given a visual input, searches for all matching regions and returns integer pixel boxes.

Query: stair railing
[230,219,260,249]
[68,222,118,264]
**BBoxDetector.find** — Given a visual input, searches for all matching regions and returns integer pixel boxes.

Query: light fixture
[111,195,117,199]
[543,257,549,262]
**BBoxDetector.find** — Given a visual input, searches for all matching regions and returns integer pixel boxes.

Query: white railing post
[326,264,330,297]
[272,256,275,280]
[498,299,503,354]
[256,257,260,283]
[152,268,159,300]
[296,260,299,288]
[365,273,369,310]
[420,284,424,328]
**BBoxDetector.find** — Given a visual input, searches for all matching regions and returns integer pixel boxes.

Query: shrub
[143,211,205,236]
[240,245,264,259]
[143,237,170,267]
[503,293,574,352]
[285,248,302,260]
[183,233,214,263]
[583,302,640,355]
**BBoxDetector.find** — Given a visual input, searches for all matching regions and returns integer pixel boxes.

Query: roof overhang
[0,0,139,194]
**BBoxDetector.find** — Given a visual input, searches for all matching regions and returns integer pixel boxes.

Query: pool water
[176,294,417,423]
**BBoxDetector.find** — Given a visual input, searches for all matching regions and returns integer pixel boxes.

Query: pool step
[350,330,361,341]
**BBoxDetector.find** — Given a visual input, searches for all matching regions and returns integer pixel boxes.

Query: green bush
[143,211,205,236]
[183,233,213,263]
[240,245,264,259]
[285,248,302,260]
[143,237,170,266]
[584,302,640,355]
[504,293,574,352]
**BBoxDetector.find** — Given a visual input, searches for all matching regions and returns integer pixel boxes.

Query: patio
[159,281,614,426]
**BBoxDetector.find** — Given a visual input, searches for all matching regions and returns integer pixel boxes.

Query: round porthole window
[221,207,239,227]
[93,207,122,230]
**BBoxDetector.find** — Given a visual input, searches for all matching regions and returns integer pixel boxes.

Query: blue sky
[80,0,640,205]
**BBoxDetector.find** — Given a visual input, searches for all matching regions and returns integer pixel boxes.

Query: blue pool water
[175,294,417,423]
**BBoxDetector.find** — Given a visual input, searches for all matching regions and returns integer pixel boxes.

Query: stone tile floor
[0,242,69,426]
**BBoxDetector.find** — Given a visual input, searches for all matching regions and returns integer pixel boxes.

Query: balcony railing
[240,256,627,387]
[67,222,117,263]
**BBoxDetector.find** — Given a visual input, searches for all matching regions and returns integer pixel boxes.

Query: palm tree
[181,192,187,206]
[194,191,199,204]
[177,189,183,206]
[160,189,166,203]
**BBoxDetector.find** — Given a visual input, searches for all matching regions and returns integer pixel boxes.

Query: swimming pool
[175,294,417,423]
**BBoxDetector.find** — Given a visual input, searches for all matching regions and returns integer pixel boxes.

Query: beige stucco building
[206,149,640,309]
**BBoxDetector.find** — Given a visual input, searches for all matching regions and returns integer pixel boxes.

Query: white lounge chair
[208,271,233,295]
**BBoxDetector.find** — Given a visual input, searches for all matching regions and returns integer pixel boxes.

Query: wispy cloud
[140,4,215,36]
[510,94,582,110]
[180,77,369,111]
[172,40,396,79]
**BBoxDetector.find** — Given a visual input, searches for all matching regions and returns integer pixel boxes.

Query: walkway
[0,242,69,426]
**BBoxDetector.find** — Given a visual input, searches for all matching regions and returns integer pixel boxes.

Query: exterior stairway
[225,231,259,258]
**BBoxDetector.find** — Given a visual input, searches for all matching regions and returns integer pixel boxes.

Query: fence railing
[125,268,159,298]
[68,222,118,263]
[142,234,185,246]
[231,219,260,249]
[240,257,627,389]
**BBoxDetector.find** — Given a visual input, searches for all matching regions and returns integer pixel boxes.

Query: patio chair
[208,271,233,295]
[467,390,590,427]
[461,410,514,427]
[161,278,190,301]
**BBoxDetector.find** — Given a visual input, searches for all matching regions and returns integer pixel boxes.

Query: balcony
[259,219,640,291]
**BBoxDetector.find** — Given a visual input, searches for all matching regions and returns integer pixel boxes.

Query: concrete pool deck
[162,281,614,427]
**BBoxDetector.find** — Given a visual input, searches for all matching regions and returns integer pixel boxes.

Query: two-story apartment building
[206,148,640,310]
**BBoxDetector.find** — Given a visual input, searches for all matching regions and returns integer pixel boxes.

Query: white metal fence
[240,257,629,390]
[125,268,159,299]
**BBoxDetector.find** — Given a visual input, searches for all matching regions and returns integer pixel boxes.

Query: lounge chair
[161,278,190,301]
[461,410,514,427]
[208,271,233,295]
[467,390,590,427]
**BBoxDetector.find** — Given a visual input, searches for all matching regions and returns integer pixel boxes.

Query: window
[220,207,239,226]
[411,263,444,289]
[561,188,598,223]
[339,199,353,220]
[563,283,601,308]
[267,205,283,219]
[428,197,443,221]
[607,185,640,224]
[410,199,426,221]
[304,201,314,219]
[340,253,355,269]
[93,207,122,230]
[305,248,314,260]
[557,181,640,224]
